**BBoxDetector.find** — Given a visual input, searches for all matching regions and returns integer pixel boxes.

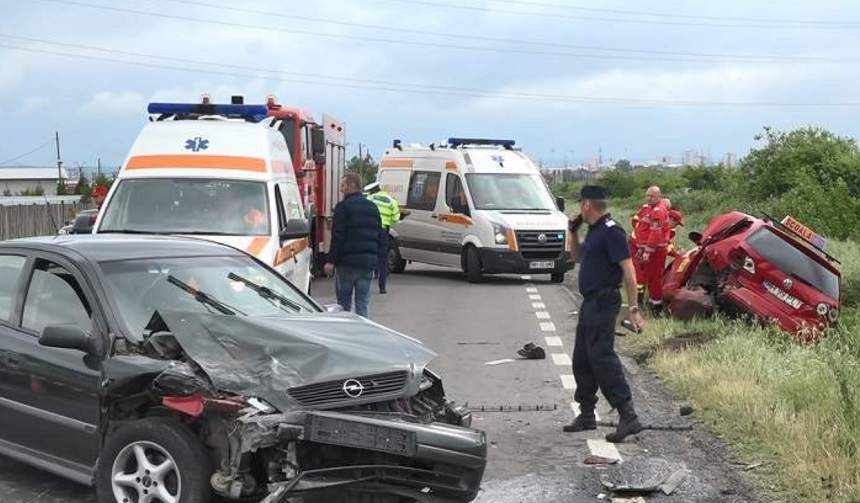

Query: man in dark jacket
[323,173,384,317]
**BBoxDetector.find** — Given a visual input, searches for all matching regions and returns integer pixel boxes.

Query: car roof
[1,234,244,262]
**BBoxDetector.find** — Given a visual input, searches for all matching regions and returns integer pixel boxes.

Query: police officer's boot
[605,400,643,443]
[562,406,596,432]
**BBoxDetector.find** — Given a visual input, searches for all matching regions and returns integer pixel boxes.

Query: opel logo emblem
[342,379,364,398]
[783,278,793,290]
[537,233,547,243]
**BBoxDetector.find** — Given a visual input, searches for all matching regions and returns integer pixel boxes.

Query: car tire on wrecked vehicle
[96,417,213,503]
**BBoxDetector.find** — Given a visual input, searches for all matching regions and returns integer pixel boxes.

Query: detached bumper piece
[265,410,486,502]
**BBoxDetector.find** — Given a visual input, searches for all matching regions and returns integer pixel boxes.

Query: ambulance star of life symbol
[490,154,504,166]
[184,136,209,152]
[537,233,547,243]
[342,379,364,398]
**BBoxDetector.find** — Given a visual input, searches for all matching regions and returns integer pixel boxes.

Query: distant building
[0,166,69,196]
[721,152,738,168]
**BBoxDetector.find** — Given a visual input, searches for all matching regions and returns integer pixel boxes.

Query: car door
[395,170,446,266]
[276,182,311,292]
[0,253,103,471]
[434,173,473,268]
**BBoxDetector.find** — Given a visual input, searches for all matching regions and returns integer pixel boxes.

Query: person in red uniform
[628,214,647,306]
[634,186,669,315]
[665,209,685,259]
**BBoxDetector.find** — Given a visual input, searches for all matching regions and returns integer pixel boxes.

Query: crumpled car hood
[158,311,437,411]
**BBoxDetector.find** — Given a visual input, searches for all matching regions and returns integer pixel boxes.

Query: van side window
[22,259,93,335]
[407,171,441,211]
[445,174,468,215]
[274,185,288,232]
[279,183,305,220]
[0,255,26,322]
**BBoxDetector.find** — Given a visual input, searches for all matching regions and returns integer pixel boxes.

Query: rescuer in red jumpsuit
[633,186,669,315]
[666,209,685,259]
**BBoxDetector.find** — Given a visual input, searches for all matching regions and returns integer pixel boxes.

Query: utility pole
[97,157,101,177]
[55,131,64,195]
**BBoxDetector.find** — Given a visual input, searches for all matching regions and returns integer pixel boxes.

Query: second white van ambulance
[379,138,573,283]
[94,101,313,292]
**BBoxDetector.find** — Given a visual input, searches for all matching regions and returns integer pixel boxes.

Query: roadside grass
[576,190,860,502]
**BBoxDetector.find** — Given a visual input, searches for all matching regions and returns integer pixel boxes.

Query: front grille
[288,371,408,407]
[516,230,565,260]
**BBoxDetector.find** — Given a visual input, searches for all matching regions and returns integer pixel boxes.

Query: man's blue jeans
[335,266,373,317]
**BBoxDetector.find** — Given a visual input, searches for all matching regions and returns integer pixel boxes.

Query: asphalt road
[0,263,760,503]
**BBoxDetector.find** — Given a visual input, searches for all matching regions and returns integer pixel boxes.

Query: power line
[36,0,858,64]
[158,0,855,63]
[479,0,859,27]
[0,138,54,166]
[389,0,860,30]
[2,40,859,108]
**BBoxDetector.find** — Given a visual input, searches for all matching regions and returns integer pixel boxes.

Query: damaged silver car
[0,235,487,503]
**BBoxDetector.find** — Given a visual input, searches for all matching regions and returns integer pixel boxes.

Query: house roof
[0,166,69,181]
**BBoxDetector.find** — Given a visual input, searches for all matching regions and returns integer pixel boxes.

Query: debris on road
[598,420,693,432]
[485,358,517,365]
[457,341,501,345]
[610,497,646,503]
[679,402,695,416]
[584,455,620,466]
[466,403,557,412]
[660,467,689,495]
[517,342,546,359]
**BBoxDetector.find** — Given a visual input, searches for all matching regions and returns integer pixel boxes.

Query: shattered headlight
[445,403,472,428]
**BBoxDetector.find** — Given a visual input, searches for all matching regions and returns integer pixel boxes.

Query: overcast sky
[1,0,859,172]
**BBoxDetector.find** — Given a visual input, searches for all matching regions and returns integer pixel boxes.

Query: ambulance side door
[274,182,311,292]
[433,172,472,268]
[395,169,445,266]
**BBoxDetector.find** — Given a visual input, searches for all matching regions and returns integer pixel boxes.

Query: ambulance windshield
[99,178,271,236]
[465,174,555,211]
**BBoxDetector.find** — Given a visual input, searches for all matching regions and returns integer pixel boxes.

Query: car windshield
[99,178,270,236]
[465,174,556,211]
[746,227,840,299]
[100,255,319,338]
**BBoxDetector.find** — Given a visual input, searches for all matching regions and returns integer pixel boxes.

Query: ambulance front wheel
[464,246,483,283]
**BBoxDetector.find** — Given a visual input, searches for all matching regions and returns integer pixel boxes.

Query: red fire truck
[264,96,346,274]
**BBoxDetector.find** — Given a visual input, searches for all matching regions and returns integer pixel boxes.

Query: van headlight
[493,222,508,244]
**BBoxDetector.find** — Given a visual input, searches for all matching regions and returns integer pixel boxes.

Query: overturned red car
[662,211,841,341]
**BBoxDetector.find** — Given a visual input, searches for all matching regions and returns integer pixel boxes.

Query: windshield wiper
[167,275,245,316]
[227,272,303,313]
[99,229,168,234]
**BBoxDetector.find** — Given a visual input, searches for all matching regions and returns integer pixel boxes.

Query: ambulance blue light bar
[448,138,516,148]
[147,102,268,117]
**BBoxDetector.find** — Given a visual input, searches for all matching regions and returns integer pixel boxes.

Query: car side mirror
[688,231,703,245]
[39,324,101,356]
[311,126,326,165]
[280,218,310,241]
[555,196,565,212]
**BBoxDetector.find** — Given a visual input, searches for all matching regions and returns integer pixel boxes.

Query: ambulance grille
[287,371,409,407]
[516,230,566,259]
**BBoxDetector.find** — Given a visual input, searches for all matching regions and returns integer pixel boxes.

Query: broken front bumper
[249,410,487,503]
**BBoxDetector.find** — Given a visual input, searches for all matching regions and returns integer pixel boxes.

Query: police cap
[579,185,609,201]
[363,181,381,193]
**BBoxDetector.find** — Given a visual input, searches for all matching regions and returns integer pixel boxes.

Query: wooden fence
[0,201,95,240]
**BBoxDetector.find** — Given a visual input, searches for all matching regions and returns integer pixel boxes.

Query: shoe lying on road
[517,342,546,359]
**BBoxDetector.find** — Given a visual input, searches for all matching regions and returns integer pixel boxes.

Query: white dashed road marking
[535,311,551,319]
[539,322,556,332]
[531,302,546,309]
[528,294,542,300]
[544,336,563,347]
[521,275,532,280]
[560,374,576,389]
[551,353,572,366]
[526,287,538,293]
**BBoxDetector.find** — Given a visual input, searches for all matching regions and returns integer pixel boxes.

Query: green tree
[614,159,632,172]
[347,154,379,187]
[74,172,92,203]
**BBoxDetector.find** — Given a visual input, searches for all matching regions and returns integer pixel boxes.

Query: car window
[0,255,26,322]
[746,227,840,299]
[445,174,468,215]
[22,259,93,334]
[407,171,441,211]
[279,182,305,220]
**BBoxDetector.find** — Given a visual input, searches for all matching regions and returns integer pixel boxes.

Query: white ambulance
[379,138,573,283]
[94,101,312,292]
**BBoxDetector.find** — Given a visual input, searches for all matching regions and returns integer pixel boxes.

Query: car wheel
[97,417,213,503]
[388,240,406,273]
[465,246,483,283]
[550,272,565,283]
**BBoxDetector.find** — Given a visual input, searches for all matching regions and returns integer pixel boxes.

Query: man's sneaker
[562,413,596,432]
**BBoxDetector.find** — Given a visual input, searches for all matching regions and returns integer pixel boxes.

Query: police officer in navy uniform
[563,185,646,443]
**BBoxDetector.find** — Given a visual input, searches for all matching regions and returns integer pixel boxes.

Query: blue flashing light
[448,138,516,148]
[148,102,269,117]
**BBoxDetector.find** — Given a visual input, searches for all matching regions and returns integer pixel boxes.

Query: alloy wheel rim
[111,440,181,503]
